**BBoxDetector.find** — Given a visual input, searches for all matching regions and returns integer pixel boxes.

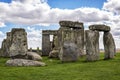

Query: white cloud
[27,27,42,49]
[103,0,120,15]
[0,0,120,49]
[0,22,5,27]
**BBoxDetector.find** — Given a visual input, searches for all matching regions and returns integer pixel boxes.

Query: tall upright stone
[42,31,51,56]
[58,21,84,62]
[103,32,116,59]
[0,32,12,57]
[85,30,99,61]
[9,28,28,58]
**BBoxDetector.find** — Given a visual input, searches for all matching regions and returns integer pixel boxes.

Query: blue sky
[0,0,120,49]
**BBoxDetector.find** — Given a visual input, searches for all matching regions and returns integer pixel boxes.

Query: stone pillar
[103,32,116,59]
[76,29,84,56]
[58,21,84,62]
[9,28,28,58]
[85,30,99,61]
[42,34,51,56]
[0,32,12,57]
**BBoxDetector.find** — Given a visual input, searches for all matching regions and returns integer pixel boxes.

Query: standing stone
[59,41,80,62]
[103,32,116,59]
[49,35,59,58]
[42,33,51,56]
[59,21,84,56]
[0,32,12,57]
[85,30,99,61]
[9,28,28,58]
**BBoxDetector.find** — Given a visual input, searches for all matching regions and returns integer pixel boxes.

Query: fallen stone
[49,50,59,58]
[6,59,46,67]
[27,52,42,61]
[89,24,110,32]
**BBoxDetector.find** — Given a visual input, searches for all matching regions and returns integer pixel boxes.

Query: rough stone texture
[9,28,28,58]
[27,52,42,61]
[58,21,84,56]
[103,32,116,59]
[59,21,83,29]
[0,32,12,57]
[49,50,59,58]
[89,24,110,32]
[42,34,51,56]
[85,30,100,61]
[59,41,80,62]
[42,30,57,56]
[6,59,46,67]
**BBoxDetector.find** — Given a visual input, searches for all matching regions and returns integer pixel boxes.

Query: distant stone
[59,41,80,62]
[89,24,110,31]
[85,30,99,61]
[6,59,46,67]
[27,52,42,61]
[49,50,59,58]
[103,32,116,59]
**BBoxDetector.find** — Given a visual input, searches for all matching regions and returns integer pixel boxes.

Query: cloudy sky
[0,0,120,49]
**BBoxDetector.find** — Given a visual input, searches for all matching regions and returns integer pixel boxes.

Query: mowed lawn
[0,52,120,80]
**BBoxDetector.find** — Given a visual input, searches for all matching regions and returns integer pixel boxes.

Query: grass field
[0,52,120,80]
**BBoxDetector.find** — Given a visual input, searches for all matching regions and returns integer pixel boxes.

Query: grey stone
[27,52,42,61]
[59,21,83,29]
[85,30,100,61]
[59,41,80,62]
[89,24,110,31]
[49,50,59,58]
[103,32,116,59]
[9,28,28,58]
[58,21,84,56]
[0,32,12,57]
[42,30,57,56]
[6,59,46,67]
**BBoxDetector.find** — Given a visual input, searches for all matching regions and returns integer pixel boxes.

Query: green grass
[0,53,120,80]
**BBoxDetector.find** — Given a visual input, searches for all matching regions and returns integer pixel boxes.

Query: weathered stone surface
[59,41,80,62]
[85,30,99,61]
[49,50,59,58]
[0,32,12,57]
[27,52,42,61]
[6,59,46,67]
[103,32,116,59]
[58,21,84,56]
[9,28,28,58]
[89,24,110,31]
[42,30,57,56]
[59,21,83,29]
